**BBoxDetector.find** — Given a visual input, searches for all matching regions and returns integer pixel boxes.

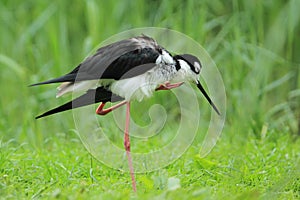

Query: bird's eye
[194,62,201,73]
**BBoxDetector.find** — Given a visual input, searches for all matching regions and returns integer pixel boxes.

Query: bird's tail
[36,87,123,119]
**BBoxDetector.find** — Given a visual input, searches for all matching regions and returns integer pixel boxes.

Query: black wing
[31,35,162,86]
[35,87,123,119]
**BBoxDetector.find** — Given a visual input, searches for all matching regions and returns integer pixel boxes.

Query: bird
[31,35,220,192]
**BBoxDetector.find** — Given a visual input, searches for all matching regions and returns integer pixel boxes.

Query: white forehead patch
[194,61,201,73]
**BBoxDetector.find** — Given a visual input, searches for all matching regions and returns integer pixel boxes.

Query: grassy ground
[1,0,300,199]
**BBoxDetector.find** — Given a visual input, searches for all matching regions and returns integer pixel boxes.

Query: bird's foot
[96,101,127,115]
[155,81,184,91]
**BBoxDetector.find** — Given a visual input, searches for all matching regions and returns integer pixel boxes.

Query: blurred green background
[1,0,299,199]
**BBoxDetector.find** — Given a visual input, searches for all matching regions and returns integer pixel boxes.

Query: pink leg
[96,100,127,115]
[96,101,137,192]
[124,102,137,192]
[155,81,184,91]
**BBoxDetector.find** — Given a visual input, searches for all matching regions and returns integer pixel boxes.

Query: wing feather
[31,35,162,86]
[35,87,123,119]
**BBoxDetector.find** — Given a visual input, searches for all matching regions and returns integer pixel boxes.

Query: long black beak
[196,81,220,115]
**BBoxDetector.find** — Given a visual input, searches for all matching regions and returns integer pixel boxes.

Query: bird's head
[174,54,220,115]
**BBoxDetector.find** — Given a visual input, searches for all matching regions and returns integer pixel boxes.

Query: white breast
[110,64,177,101]
[110,50,177,101]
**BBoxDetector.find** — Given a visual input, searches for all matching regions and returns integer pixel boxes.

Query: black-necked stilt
[31,35,220,192]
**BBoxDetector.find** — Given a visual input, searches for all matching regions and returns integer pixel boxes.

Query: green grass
[1,0,300,199]
[1,129,299,199]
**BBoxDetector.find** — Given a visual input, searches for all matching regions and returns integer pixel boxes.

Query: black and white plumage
[32,35,219,118]
[31,35,220,192]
